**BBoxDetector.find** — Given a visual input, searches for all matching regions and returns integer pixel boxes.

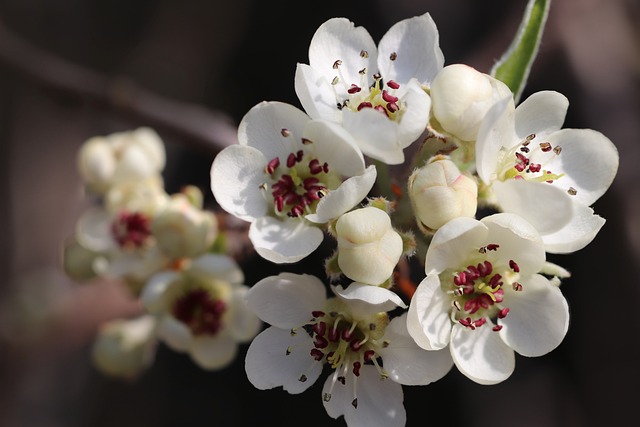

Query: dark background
[1,0,639,426]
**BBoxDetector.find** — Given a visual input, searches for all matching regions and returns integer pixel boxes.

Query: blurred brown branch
[0,20,238,154]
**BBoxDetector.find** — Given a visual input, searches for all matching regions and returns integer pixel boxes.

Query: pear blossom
[408,155,478,231]
[77,127,166,193]
[245,273,453,427]
[335,207,403,286]
[210,101,376,264]
[141,254,261,370]
[407,214,569,385]
[295,14,443,164]
[476,91,619,253]
[92,314,158,380]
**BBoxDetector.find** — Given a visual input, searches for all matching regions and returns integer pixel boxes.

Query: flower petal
[140,271,178,313]
[248,217,323,264]
[499,274,569,357]
[425,217,488,274]
[227,285,263,342]
[377,13,443,87]
[476,97,516,184]
[514,91,568,140]
[396,79,431,148]
[379,314,453,385]
[210,144,268,222]
[406,274,452,351]
[189,254,244,285]
[245,326,322,394]
[308,165,376,224]
[157,316,192,352]
[303,119,365,177]
[342,109,403,164]
[323,365,405,427]
[450,323,515,385]
[189,334,238,370]
[332,283,406,317]
[246,272,327,329]
[75,207,115,252]
[295,63,342,122]
[540,203,606,253]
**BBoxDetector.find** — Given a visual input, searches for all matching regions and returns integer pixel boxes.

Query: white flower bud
[92,315,157,380]
[409,157,477,231]
[151,193,217,259]
[430,64,512,141]
[336,207,403,286]
[104,176,168,216]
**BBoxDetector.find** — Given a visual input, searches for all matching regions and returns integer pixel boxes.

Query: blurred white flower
[295,14,443,164]
[141,254,261,370]
[408,156,478,231]
[407,214,569,385]
[335,207,403,286]
[476,91,619,253]
[210,101,376,264]
[245,273,452,427]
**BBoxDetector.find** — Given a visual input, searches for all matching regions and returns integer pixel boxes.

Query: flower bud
[335,207,403,286]
[430,64,512,141]
[92,315,157,380]
[151,192,217,259]
[408,157,477,231]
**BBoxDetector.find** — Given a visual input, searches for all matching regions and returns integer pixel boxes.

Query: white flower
[476,91,619,253]
[77,127,166,193]
[245,273,452,427]
[408,156,478,231]
[295,14,443,164]
[430,64,512,142]
[92,314,158,380]
[141,254,261,370]
[406,214,569,385]
[210,101,376,264]
[335,207,403,286]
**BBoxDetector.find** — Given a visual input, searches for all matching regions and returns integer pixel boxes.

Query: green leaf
[491,0,551,103]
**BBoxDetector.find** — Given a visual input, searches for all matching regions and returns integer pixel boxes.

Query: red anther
[348,84,362,94]
[312,310,325,318]
[513,282,523,291]
[454,271,467,286]
[310,348,325,361]
[520,146,530,153]
[515,152,529,165]
[498,307,510,319]
[289,204,304,217]
[312,321,326,336]
[487,244,499,251]
[341,328,353,341]
[509,260,520,273]
[281,128,290,137]
[474,318,487,327]
[328,327,340,342]
[459,317,475,330]
[492,325,503,332]
[357,102,373,111]
[286,153,297,168]
[296,150,304,161]
[466,265,480,280]
[350,339,364,351]
[374,105,389,117]
[540,142,552,152]
[546,171,554,183]
[303,177,320,189]
[464,299,478,314]
[493,289,504,303]
[364,350,375,362]
[489,274,503,288]
[313,335,329,349]
[528,163,541,173]
[478,294,493,309]
[387,80,400,89]
[515,163,526,172]
[274,195,284,212]
[387,102,399,112]
[309,159,323,174]
[266,157,280,174]
[382,90,398,103]
[477,261,493,277]
[352,361,361,377]
[322,162,329,173]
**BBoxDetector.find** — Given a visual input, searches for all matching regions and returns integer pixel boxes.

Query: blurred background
[1,0,638,426]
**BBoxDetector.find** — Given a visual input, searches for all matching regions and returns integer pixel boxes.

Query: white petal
[189,334,238,370]
[379,314,453,385]
[308,165,376,224]
[210,145,268,222]
[75,207,115,252]
[189,254,244,285]
[238,101,309,160]
[246,272,327,329]
[425,217,488,274]
[227,286,263,342]
[406,274,452,351]
[323,365,405,427]
[492,179,574,234]
[303,119,365,176]
[157,316,192,352]
[308,18,378,95]
[539,129,619,206]
[514,91,568,140]
[500,274,569,357]
[476,97,516,184]
[248,217,323,264]
[295,63,342,122]
[396,79,431,148]
[481,213,546,276]
[140,271,178,313]
[342,108,403,164]
[450,323,514,385]
[245,326,322,394]
[541,203,606,253]
[332,283,406,317]
[377,13,443,86]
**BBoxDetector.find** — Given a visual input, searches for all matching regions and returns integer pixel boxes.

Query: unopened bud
[335,207,402,286]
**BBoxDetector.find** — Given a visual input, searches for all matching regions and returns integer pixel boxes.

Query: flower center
[172,288,226,336]
[331,52,403,121]
[111,211,152,248]
[446,244,522,332]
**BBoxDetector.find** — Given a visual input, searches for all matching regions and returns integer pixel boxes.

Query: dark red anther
[274,195,284,212]
[459,317,475,330]
[266,157,280,174]
[328,327,340,342]
[309,159,323,174]
[289,204,304,217]
[489,274,503,288]
[312,321,326,336]
[387,102,399,112]
[286,153,297,168]
[515,163,526,172]
[386,80,400,89]
[454,271,467,286]
[492,324,503,332]
[515,152,529,165]
[350,340,364,351]
[314,335,329,349]
[466,265,480,280]
[341,328,354,341]
[487,244,499,251]
[528,163,541,173]
[546,171,554,183]
[322,162,329,173]
[310,348,325,361]
[464,299,478,314]
[540,142,552,152]
[348,84,362,94]
[357,102,373,111]
[509,260,520,273]
[311,310,325,318]
[352,361,361,377]
[374,105,389,117]
[382,90,398,103]
[477,261,493,277]
[474,318,486,328]
[296,150,304,162]
[498,307,510,319]
[363,350,375,362]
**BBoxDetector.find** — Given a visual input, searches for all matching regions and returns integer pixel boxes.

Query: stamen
[568,187,577,196]
[493,324,503,332]
[281,128,290,137]
[540,142,552,152]
[348,84,362,94]
[512,282,523,291]
[553,146,562,155]
[332,60,342,69]
[389,52,397,61]
[301,138,313,145]
[498,308,510,318]
[360,50,369,58]
[387,80,400,89]
[509,260,520,273]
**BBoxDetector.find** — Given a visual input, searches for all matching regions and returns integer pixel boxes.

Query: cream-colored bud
[336,207,403,286]
[409,157,477,231]
[92,315,157,380]
[151,194,217,259]
[430,64,512,141]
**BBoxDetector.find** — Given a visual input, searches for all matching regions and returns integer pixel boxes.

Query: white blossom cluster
[209,11,618,427]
